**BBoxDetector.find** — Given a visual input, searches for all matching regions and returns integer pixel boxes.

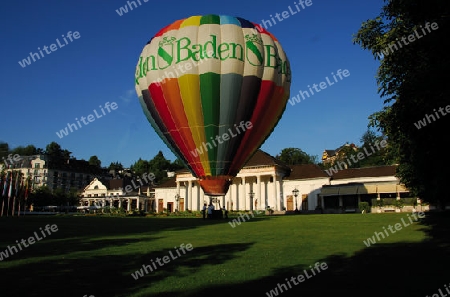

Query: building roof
[331,165,398,180]
[324,149,336,156]
[172,149,291,177]
[285,164,329,180]
[107,177,132,190]
[243,149,291,170]
[154,177,177,188]
[323,144,357,158]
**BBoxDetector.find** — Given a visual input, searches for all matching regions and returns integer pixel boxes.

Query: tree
[0,141,9,159]
[108,161,124,172]
[353,0,450,207]
[169,158,187,171]
[88,155,101,168]
[28,186,56,207]
[45,142,63,156]
[45,142,71,169]
[130,158,150,177]
[275,148,318,165]
[10,145,38,156]
[148,151,171,183]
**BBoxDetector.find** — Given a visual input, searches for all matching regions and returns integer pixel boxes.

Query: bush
[358,202,371,213]
[374,199,384,207]
[393,199,404,209]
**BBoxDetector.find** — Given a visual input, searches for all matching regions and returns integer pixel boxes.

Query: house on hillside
[322,143,358,167]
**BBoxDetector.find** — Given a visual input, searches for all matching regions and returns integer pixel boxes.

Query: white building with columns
[154,150,331,213]
[170,150,291,212]
[154,152,414,214]
[79,177,154,212]
[78,151,414,214]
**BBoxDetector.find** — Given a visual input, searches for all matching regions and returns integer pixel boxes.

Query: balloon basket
[198,176,233,196]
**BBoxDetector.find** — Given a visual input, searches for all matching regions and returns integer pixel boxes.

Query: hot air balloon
[135,14,291,197]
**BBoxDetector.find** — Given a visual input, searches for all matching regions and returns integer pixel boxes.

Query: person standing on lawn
[202,203,207,220]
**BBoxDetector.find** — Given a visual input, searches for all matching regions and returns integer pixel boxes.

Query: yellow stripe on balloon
[180,16,201,28]
[178,74,211,175]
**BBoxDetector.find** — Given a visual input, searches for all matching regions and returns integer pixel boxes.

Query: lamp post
[249,191,254,211]
[175,193,180,212]
[292,188,299,212]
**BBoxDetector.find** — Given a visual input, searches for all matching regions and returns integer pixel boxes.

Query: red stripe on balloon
[252,23,278,42]
[154,19,185,37]
[149,82,205,176]
[228,80,286,175]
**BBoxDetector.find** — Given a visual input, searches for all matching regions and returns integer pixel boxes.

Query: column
[119,199,122,209]
[249,178,253,211]
[257,175,261,211]
[279,177,283,211]
[127,198,131,211]
[176,181,181,208]
[272,174,277,211]
[188,180,192,211]
[195,182,199,211]
[226,182,232,210]
[229,183,234,210]
[235,181,239,210]
[200,183,205,207]
[242,177,246,210]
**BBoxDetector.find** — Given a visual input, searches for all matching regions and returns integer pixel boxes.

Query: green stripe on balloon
[200,72,220,175]
[200,14,221,25]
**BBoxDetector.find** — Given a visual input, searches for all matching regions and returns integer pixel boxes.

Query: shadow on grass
[147,212,450,297]
[0,215,234,242]
[0,242,255,297]
[2,213,449,297]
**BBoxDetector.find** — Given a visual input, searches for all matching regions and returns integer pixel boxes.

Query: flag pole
[23,177,29,216]
[17,174,23,217]
[12,171,19,216]
[1,172,6,217]
[7,168,12,216]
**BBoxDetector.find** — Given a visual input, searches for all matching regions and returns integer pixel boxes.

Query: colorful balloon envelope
[135,15,291,196]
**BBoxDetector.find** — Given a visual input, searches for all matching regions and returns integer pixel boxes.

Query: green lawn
[1,212,449,297]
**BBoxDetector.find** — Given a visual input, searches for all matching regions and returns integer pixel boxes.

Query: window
[35,163,40,169]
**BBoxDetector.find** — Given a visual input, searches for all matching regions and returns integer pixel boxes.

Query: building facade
[1,154,110,192]
[152,151,413,214]
[79,178,155,212]
[319,165,413,213]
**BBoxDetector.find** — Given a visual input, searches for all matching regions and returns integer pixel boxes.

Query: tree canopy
[88,155,101,168]
[129,151,187,184]
[275,148,318,165]
[353,0,450,206]
[108,161,124,172]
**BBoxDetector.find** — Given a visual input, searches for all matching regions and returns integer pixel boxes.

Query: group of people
[202,203,228,219]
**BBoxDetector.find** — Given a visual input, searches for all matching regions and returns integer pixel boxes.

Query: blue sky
[0,0,385,168]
